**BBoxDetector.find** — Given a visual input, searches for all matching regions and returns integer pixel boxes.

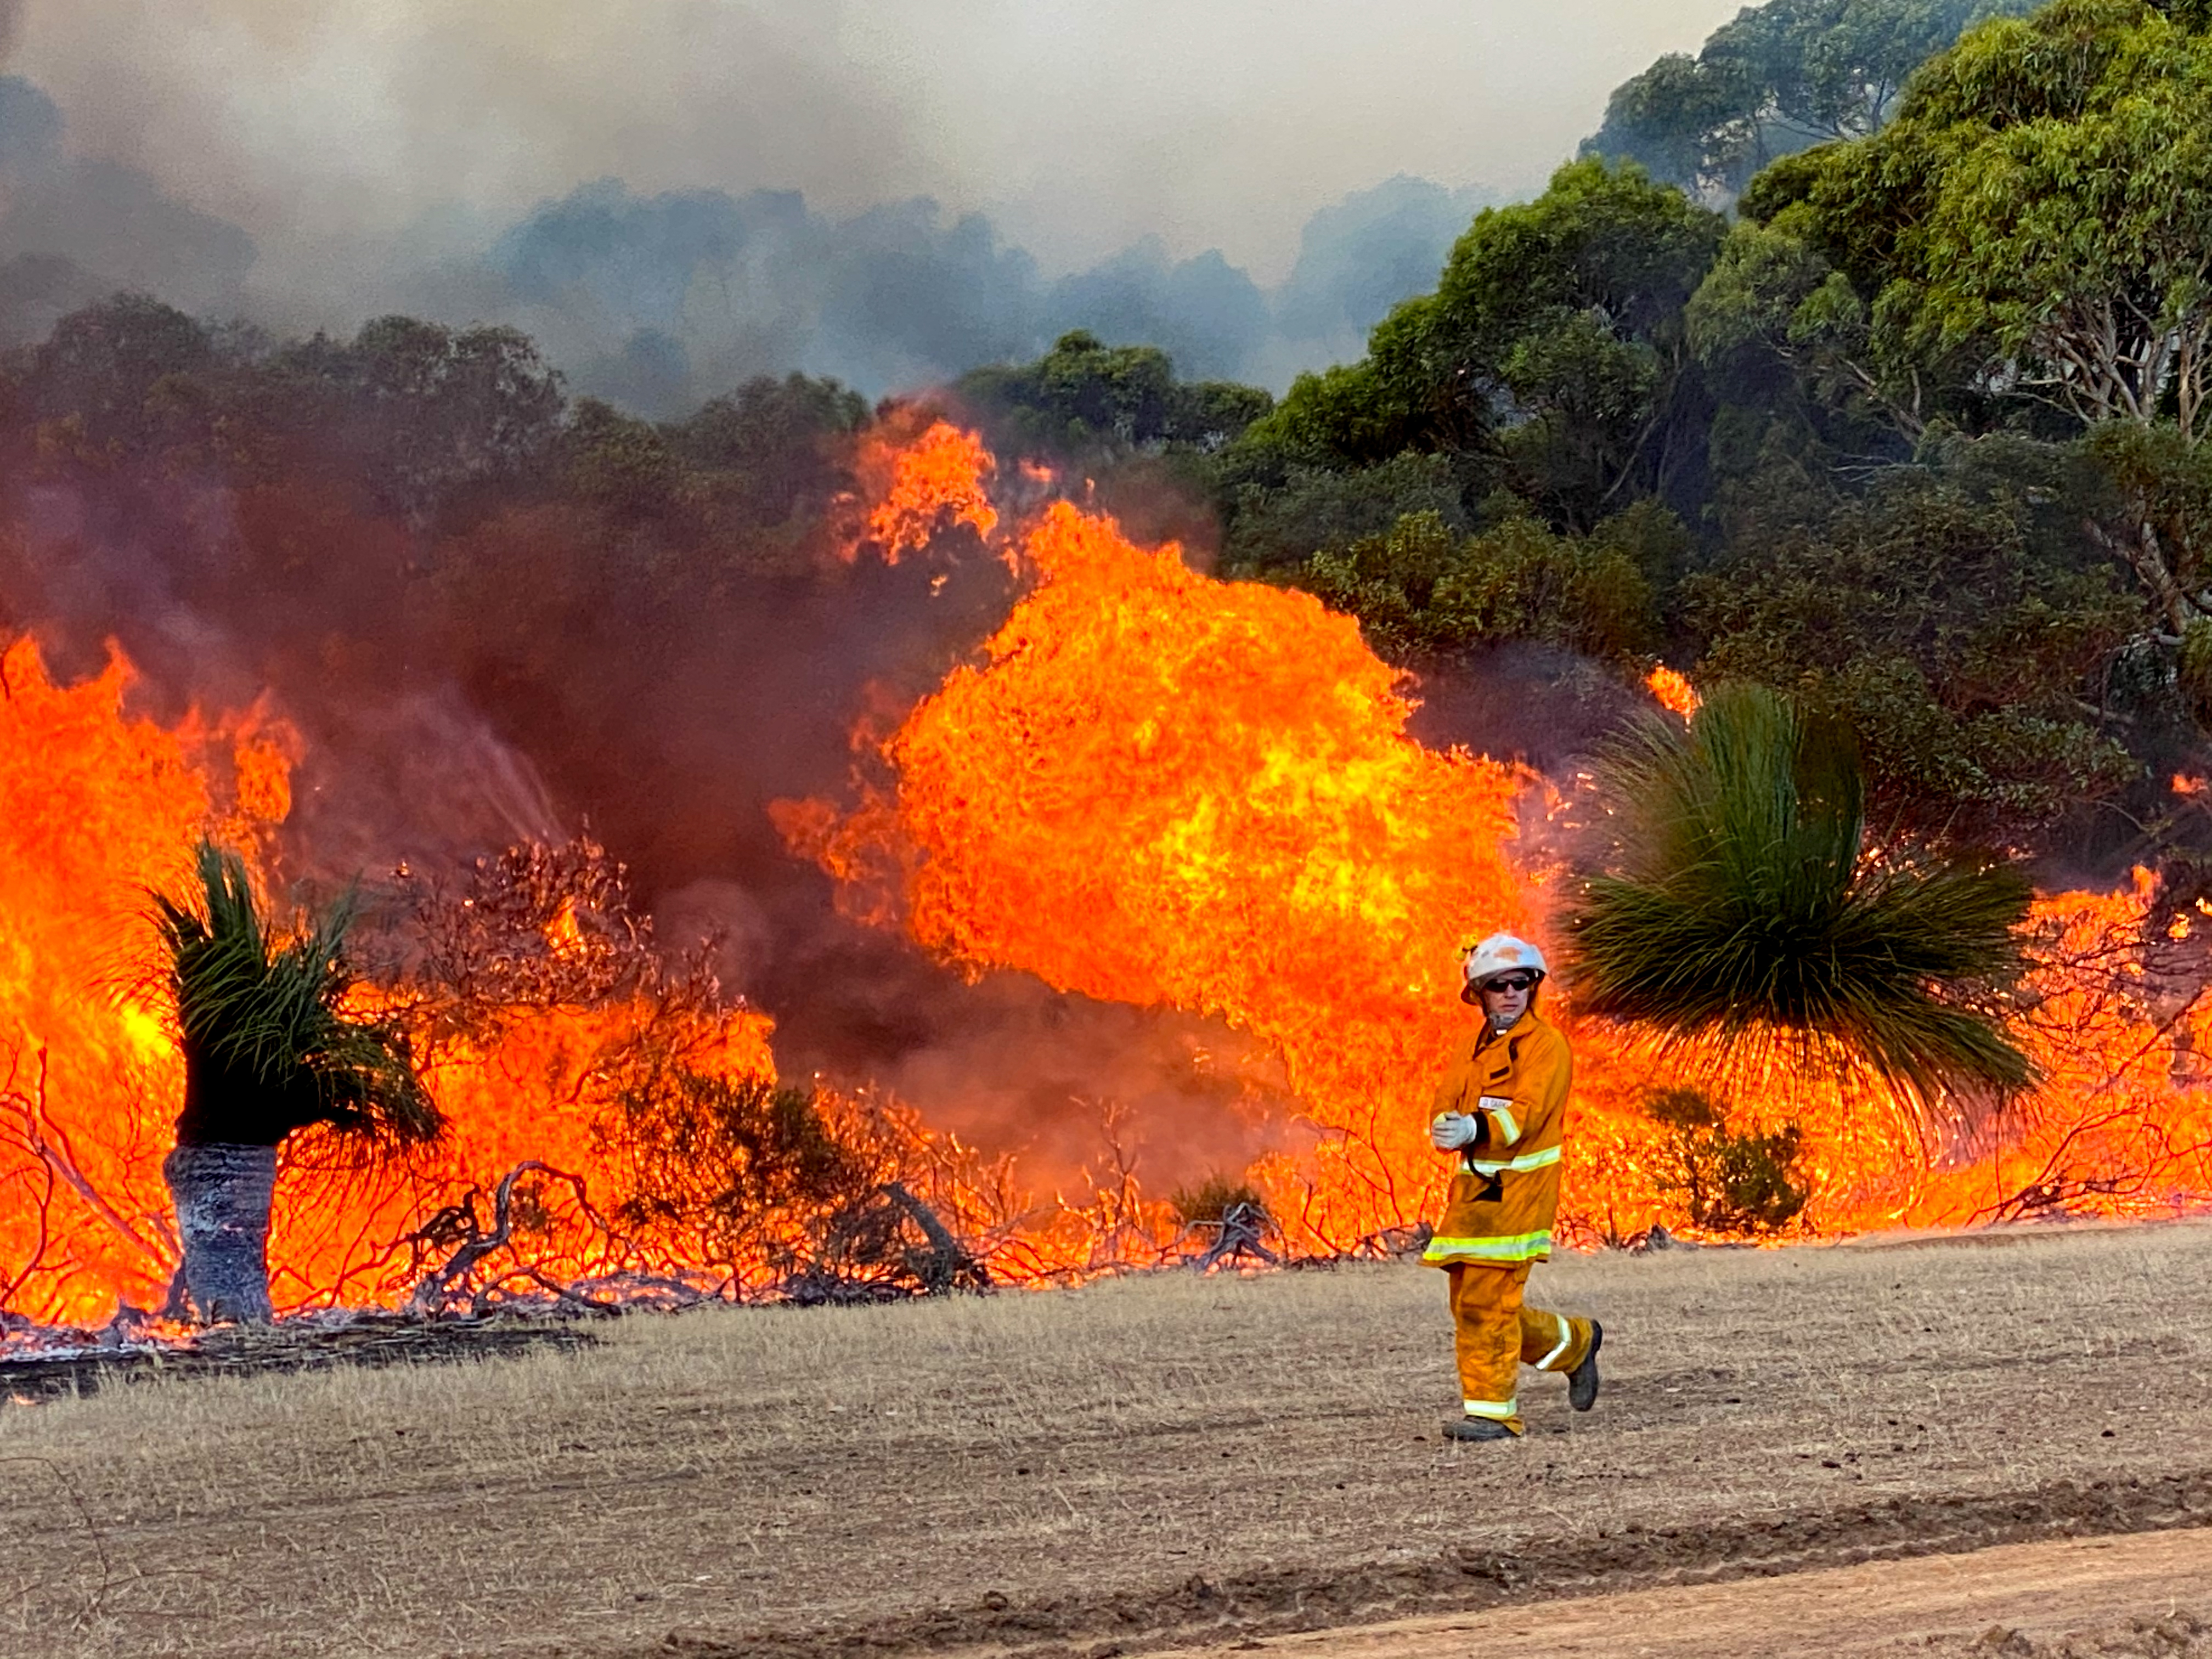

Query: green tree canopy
[1301,504,1663,664]
[23,291,218,455]
[957,329,1271,456]
[1585,0,2039,199]
[1221,451,1470,575]
[1685,458,2143,843]
[1240,159,1724,532]
[1743,0,2212,444]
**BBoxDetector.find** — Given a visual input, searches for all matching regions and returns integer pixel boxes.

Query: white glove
[1431,1112,1478,1151]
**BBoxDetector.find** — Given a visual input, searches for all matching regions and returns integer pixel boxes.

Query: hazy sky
[9,1,1743,289]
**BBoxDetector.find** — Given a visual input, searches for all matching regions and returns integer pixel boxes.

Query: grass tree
[153,840,440,1323]
[1561,681,2035,1107]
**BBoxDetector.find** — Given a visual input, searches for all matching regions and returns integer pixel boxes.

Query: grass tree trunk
[162,1141,279,1324]
[162,1042,292,1324]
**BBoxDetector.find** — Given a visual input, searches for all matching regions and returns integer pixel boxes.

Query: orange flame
[0,638,291,1321]
[15,421,2212,1327]
[805,490,1528,1246]
[544,895,587,957]
[1646,665,1700,719]
[800,423,2212,1248]
[859,420,999,563]
[0,638,781,1325]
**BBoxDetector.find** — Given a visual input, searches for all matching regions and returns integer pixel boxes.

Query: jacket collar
[1475,1006,1550,1056]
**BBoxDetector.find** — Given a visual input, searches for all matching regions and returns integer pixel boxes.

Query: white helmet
[1460,933,1548,1004]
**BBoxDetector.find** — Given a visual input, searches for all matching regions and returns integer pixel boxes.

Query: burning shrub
[1644,1087,1809,1237]
[595,1068,866,1279]
[382,834,681,1035]
[1167,1174,1268,1228]
[371,836,1011,1303]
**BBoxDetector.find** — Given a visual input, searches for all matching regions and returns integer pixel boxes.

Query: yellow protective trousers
[1446,1262,1593,1435]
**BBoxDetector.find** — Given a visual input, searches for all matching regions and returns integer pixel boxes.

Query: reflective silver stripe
[1423,1230,1554,1262]
[1463,1397,1517,1419]
[1537,1312,1573,1370]
[1466,1144,1563,1176]
[1477,1096,1521,1143]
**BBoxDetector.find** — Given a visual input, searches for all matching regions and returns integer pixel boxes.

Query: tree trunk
[162,1142,279,1324]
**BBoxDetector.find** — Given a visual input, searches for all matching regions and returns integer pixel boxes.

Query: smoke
[4,1,1743,277]
[469,183,1046,413]
[1261,176,1500,382]
[0,1,1747,398]
[0,69,1482,405]
[1406,643,1652,777]
[286,691,564,882]
[7,4,914,268]
[823,973,1304,1195]
[0,76,253,338]
[452,181,1277,413]
[0,0,1757,1200]
[404,172,1508,414]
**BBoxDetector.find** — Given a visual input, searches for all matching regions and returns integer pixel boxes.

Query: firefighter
[1424,933,1601,1441]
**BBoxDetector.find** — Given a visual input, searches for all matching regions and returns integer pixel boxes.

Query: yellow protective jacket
[1421,1008,1572,1268]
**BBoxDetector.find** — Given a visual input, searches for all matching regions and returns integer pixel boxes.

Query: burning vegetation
[8,412,2212,1342]
[9,2,2212,1339]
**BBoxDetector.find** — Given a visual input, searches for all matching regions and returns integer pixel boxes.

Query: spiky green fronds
[1562,682,2035,1102]
[151,840,442,1145]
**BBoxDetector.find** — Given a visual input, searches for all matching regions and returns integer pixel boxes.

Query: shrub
[597,1069,864,1276]
[1645,1087,1810,1236]
[1562,681,2035,1103]
[1167,1174,1268,1228]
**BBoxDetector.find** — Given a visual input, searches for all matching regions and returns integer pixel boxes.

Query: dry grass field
[6,1223,2212,1659]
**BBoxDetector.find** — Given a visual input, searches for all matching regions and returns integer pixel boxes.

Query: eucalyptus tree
[1721,2,2212,673]
[1585,0,2041,200]
[1742,0,2212,447]
[1242,159,1724,532]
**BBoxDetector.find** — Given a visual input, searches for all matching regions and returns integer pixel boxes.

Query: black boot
[1443,1415,1516,1442]
[1568,1321,1603,1412]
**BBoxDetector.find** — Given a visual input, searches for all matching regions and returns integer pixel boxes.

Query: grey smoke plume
[1257,175,1500,385]
[5,1,1739,273]
[0,70,1502,409]
[0,0,1744,397]
[425,173,1502,413]
[0,77,252,338]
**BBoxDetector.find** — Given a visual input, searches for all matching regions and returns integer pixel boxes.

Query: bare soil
[4,1221,2211,1659]
[1159,1529,2212,1658]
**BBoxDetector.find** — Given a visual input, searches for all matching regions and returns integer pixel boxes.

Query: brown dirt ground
[4,1221,2212,1659]
[1158,1528,2212,1659]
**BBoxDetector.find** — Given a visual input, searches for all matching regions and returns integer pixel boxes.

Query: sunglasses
[1482,974,1537,994]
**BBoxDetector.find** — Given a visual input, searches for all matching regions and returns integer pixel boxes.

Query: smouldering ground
[6,1224,2212,1659]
